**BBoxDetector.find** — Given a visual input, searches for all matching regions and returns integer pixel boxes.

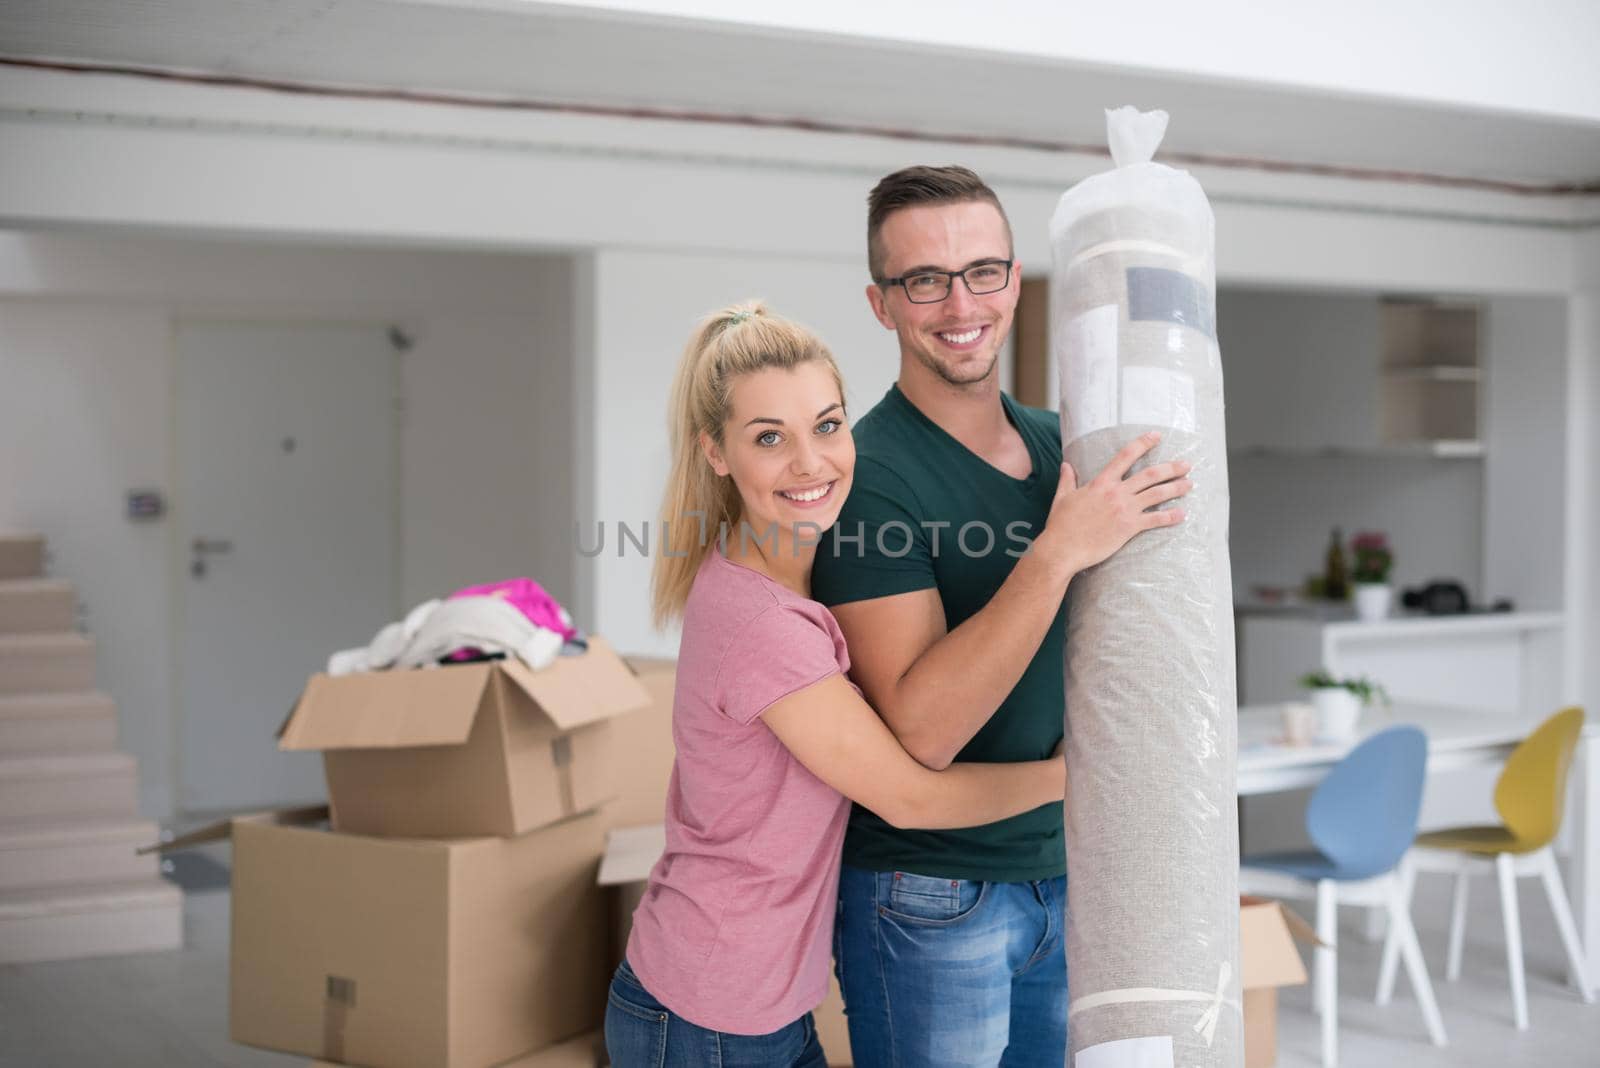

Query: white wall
[0,232,578,820]
[566,0,1600,123]
[1484,296,1568,612]
[400,305,578,608]
[584,249,917,656]
[1571,236,1600,711]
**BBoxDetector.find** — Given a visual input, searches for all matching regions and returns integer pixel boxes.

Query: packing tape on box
[552,735,576,816]
[324,974,356,1063]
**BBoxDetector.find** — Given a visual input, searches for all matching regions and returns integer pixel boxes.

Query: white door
[175,320,399,813]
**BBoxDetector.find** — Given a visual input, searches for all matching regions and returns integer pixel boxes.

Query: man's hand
[1033,430,1191,577]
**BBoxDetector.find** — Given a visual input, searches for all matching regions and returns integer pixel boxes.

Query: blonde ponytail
[650,300,843,627]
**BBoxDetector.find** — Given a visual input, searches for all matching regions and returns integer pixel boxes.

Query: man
[811,166,1191,1066]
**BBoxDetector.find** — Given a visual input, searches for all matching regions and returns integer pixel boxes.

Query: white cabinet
[1218,288,1382,454]
[1218,289,1483,457]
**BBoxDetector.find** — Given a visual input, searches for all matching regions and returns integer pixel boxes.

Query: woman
[605,302,1065,1067]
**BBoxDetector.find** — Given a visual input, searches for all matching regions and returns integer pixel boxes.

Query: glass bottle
[1325,527,1349,601]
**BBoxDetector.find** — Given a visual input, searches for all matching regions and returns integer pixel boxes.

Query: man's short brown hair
[866,165,1013,282]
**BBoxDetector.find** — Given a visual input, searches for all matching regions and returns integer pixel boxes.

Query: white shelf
[1321,611,1564,642]
[1229,441,1482,460]
[1380,300,1481,447]
[1420,439,1483,458]
[1382,365,1481,382]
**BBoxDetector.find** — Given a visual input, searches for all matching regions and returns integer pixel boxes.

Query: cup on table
[1281,701,1318,746]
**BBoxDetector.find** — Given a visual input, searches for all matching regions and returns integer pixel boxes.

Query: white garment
[395,596,563,672]
[328,598,441,675]
[326,595,561,676]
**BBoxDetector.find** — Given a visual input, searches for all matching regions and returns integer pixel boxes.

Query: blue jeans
[834,864,1068,1068]
[605,958,829,1068]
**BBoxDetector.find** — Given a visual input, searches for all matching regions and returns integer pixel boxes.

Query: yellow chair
[1375,706,1595,1030]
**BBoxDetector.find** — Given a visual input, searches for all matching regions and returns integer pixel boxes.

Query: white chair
[1375,707,1595,1030]
[1241,726,1447,1067]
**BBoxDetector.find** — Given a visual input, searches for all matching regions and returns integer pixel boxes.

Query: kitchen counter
[1236,606,1562,637]
[1237,609,1565,713]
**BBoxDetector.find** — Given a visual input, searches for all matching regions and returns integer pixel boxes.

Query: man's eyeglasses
[879,260,1014,304]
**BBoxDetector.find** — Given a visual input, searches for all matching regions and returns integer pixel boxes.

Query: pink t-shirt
[625,548,853,1035]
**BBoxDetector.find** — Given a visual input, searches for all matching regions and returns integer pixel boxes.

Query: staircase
[0,533,182,964]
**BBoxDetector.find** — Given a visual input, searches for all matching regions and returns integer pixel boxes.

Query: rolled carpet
[1051,106,1242,1068]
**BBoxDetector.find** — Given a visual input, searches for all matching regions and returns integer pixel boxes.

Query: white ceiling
[2,0,1596,190]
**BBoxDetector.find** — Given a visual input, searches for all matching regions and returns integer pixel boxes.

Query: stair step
[0,877,183,963]
[0,579,76,634]
[0,752,139,824]
[0,817,161,892]
[0,633,96,694]
[0,535,45,581]
[0,691,117,753]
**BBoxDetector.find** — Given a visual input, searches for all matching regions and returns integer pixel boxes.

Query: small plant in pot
[1351,532,1394,622]
[1299,670,1390,741]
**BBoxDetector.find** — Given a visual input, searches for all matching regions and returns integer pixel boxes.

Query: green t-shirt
[812,384,1067,883]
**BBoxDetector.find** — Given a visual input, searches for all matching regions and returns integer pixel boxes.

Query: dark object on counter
[1402,581,1468,614]
[1324,527,1349,601]
[1400,580,1513,615]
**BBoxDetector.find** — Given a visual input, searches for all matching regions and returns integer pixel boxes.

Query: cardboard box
[279,637,651,837]
[811,975,852,1066]
[308,1027,604,1068]
[596,823,663,972]
[596,824,853,1067]
[495,1031,604,1068]
[150,808,611,1068]
[604,658,677,831]
[1240,895,1316,1068]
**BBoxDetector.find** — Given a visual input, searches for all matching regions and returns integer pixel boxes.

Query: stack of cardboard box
[151,639,677,1068]
[153,638,1315,1068]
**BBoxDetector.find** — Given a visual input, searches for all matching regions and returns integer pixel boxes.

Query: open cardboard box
[596,828,1316,1068]
[1240,894,1318,1068]
[278,637,651,838]
[603,657,677,831]
[146,808,611,1068]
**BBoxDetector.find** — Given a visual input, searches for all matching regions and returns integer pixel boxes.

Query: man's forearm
[881,546,1073,769]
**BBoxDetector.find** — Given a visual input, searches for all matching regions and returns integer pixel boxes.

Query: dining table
[1238,701,1599,982]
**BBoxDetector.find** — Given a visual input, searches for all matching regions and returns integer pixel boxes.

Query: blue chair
[1241,726,1447,1067]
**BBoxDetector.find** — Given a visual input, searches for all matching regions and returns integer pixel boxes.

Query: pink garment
[443,578,576,662]
[625,549,853,1036]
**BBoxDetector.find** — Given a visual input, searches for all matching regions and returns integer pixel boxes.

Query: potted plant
[1299,670,1390,740]
[1350,531,1394,622]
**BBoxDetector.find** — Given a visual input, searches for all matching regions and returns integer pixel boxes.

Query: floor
[2,861,1596,1066]
[1,883,288,1068]
[1267,862,1600,1067]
